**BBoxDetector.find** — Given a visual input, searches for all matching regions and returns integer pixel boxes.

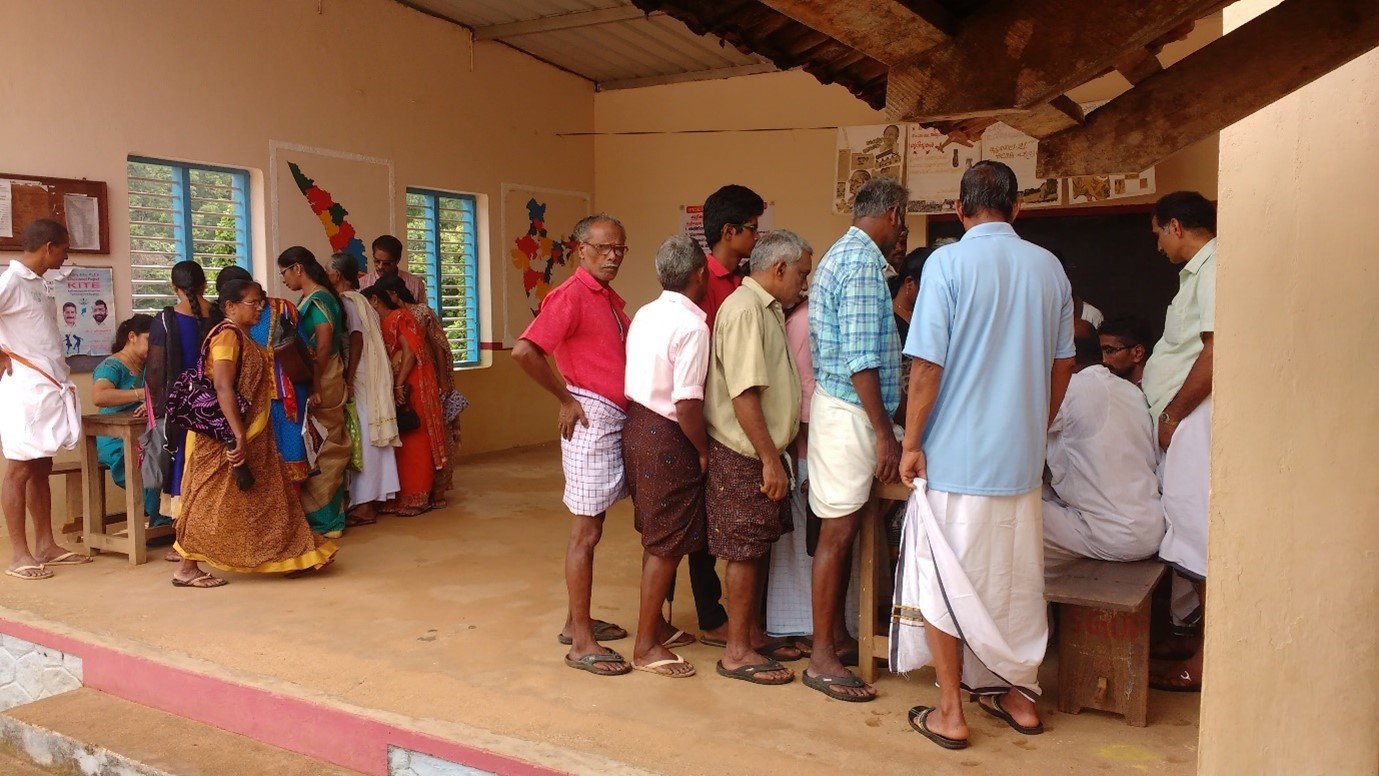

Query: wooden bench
[79,411,173,564]
[1044,558,1167,727]
[857,479,910,683]
[51,460,89,536]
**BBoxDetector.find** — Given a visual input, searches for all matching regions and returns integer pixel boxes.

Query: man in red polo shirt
[512,213,634,677]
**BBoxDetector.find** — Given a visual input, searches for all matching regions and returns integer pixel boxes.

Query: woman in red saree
[362,286,448,515]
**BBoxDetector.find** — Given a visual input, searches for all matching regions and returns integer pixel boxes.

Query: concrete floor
[0,444,1200,775]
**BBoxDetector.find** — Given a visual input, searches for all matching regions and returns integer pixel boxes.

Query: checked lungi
[622,401,707,558]
[706,438,792,562]
[560,386,628,516]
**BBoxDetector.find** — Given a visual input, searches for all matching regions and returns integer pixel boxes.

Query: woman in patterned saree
[362,284,448,516]
[215,266,310,485]
[277,247,350,538]
[171,279,338,588]
[373,275,461,508]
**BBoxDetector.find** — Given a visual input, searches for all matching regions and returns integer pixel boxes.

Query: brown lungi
[706,438,792,562]
[622,402,707,558]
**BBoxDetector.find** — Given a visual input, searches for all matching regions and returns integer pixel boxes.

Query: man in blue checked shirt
[803,176,909,703]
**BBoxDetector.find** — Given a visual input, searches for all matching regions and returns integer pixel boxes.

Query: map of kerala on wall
[269,143,394,276]
[500,184,590,347]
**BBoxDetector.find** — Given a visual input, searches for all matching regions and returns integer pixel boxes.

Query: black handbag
[273,311,313,384]
[394,384,421,432]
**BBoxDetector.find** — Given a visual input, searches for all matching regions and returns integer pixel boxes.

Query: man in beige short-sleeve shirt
[704,230,811,687]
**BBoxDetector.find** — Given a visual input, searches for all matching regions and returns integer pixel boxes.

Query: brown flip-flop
[171,573,226,589]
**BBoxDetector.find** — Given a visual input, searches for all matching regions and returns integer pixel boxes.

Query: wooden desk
[857,479,911,683]
[79,412,173,564]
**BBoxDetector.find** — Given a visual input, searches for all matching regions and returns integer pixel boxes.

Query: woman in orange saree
[362,286,448,516]
[372,275,461,507]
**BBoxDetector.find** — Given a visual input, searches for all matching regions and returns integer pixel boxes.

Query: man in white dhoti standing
[0,219,91,580]
[894,161,1074,749]
[1141,191,1216,693]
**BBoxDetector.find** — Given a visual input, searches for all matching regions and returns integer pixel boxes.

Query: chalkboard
[928,205,1178,340]
[0,172,110,254]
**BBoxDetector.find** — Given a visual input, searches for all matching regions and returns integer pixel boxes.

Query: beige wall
[0,0,593,471]
[593,17,1221,313]
[1201,2,1379,773]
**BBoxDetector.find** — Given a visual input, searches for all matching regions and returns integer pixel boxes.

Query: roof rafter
[754,0,952,64]
[886,0,1223,122]
[1036,0,1379,177]
[473,7,654,41]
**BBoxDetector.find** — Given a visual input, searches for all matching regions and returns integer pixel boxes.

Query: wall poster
[834,124,907,214]
[500,185,590,347]
[980,122,1061,208]
[904,125,980,214]
[55,266,115,357]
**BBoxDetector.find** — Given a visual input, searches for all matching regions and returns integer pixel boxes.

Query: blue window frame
[126,157,251,314]
[405,188,481,367]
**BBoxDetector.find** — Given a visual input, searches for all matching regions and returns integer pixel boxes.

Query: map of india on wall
[501,185,590,346]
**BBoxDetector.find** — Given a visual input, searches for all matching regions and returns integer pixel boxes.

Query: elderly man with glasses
[512,213,635,677]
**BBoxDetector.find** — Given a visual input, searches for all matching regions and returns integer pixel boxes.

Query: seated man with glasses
[1042,320,1165,579]
[1099,316,1154,387]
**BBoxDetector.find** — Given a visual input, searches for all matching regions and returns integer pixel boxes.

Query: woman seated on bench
[91,314,169,527]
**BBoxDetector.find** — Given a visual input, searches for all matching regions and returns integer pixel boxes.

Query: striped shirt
[808,227,902,415]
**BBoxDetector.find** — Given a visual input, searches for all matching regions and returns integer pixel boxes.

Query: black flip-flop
[976,695,1044,735]
[907,706,969,750]
[715,659,794,685]
[557,620,628,646]
[1149,668,1201,693]
[802,669,876,702]
[758,638,804,662]
[564,651,631,676]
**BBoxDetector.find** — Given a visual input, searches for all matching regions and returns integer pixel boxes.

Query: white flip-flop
[632,655,696,678]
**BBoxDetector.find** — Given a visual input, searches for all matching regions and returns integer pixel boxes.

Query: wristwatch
[1158,411,1178,426]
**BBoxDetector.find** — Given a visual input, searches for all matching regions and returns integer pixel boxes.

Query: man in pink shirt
[360,235,427,303]
[512,214,633,677]
[621,234,712,678]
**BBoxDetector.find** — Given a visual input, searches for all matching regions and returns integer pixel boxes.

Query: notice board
[0,172,110,253]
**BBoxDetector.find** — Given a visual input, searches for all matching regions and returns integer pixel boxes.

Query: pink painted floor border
[0,616,563,776]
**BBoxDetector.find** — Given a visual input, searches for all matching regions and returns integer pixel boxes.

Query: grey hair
[852,176,908,218]
[572,212,625,243]
[958,160,1018,219]
[749,229,812,273]
[932,237,958,247]
[655,234,706,292]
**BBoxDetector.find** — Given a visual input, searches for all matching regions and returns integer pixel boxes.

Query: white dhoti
[1042,495,1165,579]
[891,483,1047,699]
[765,457,859,638]
[0,366,80,461]
[346,388,400,507]
[1158,398,1211,580]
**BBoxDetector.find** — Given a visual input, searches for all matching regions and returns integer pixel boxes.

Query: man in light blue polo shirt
[895,161,1074,750]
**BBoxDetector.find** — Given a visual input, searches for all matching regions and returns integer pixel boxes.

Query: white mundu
[1043,365,1165,572]
[0,260,79,460]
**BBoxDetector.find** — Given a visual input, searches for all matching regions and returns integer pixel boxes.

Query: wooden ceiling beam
[886,0,1222,121]
[997,97,1087,139]
[754,0,952,64]
[1114,49,1164,85]
[1036,0,1379,177]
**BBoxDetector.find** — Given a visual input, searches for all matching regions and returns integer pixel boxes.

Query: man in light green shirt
[1141,191,1216,694]
[704,230,811,688]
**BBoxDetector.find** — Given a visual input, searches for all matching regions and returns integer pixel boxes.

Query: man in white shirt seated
[1043,322,1165,578]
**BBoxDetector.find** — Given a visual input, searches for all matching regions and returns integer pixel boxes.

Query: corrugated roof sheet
[394,0,775,87]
